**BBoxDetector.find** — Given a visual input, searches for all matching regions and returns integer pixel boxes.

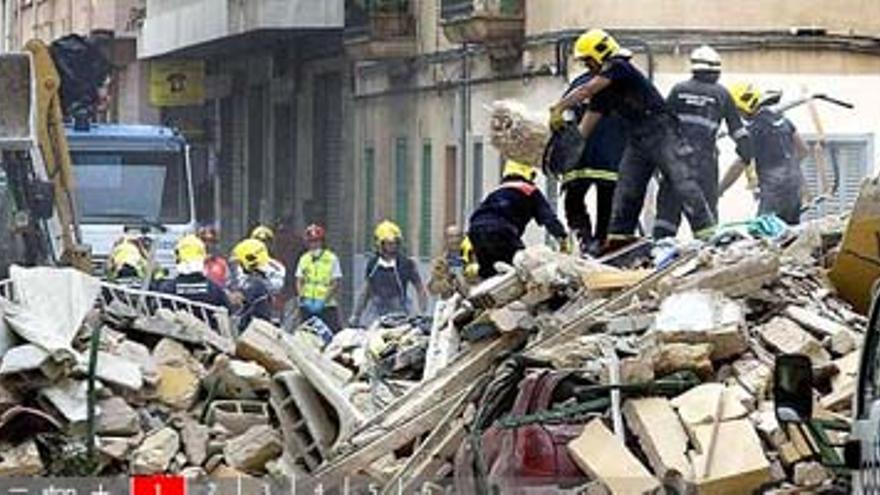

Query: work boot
[575,229,593,257]
[598,235,653,268]
[586,238,605,258]
[600,235,642,257]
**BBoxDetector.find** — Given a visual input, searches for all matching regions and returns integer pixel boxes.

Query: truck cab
[66,123,196,274]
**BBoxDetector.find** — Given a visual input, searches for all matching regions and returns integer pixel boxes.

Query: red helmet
[204,256,229,286]
[305,224,326,242]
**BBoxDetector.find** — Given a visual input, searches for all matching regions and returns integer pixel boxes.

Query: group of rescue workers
[469,28,808,277]
[104,28,810,334]
[106,222,345,332]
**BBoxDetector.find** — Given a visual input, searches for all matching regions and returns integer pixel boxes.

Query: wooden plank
[533,250,699,352]
[347,331,525,444]
[384,421,466,494]
[582,269,652,291]
[311,391,465,491]
[380,380,476,494]
[567,419,661,494]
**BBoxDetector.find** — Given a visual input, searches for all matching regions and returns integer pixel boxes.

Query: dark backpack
[541,122,586,179]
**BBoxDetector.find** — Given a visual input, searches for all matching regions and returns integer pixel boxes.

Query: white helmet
[690,44,721,73]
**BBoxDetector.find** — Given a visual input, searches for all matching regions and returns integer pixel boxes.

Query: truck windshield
[70,150,190,225]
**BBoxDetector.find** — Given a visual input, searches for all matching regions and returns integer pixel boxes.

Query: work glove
[464,262,480,281]
[558,236,571,254]
[548,105,565,131]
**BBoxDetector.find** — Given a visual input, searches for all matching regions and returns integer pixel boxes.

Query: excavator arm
[0,39,90,273]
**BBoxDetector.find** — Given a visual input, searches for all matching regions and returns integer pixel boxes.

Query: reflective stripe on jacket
[562,168,619,184]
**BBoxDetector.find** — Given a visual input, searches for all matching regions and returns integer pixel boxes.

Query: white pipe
[1,0,11,52]
[0,0,6,53]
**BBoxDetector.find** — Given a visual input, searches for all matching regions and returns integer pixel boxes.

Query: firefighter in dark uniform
[229,238,273,330]
[720,82,810,225]
[467,160,569,279]
[155,235,230,309]
[558,70,627,256]
[653,45,754,238]
[551,29,716,250]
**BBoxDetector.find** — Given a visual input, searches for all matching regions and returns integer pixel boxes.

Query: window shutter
[801,138,869,220]
[420,141,433,258]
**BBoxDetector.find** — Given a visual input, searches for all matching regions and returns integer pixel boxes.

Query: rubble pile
[301,219,861,493]
[0,266,285,478]
[488,99,551,167]
[0,216,863,493]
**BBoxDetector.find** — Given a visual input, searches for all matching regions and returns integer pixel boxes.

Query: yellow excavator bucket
[828,177,880,314]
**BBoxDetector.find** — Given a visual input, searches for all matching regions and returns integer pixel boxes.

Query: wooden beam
[346,331,525,445]
[311,391,466,491]
[532,250,699,352]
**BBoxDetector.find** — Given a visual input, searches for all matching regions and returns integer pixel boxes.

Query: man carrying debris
[467,160,568,279]
[552,66,627,256]
[295,223,343,331]
[550,29,716,250]
[350,221,428,327]
[653,45,753,238]
[155,234,230,309]
[427,224,467,299]
[249,224,287,295]
[230,238,273,330]
[720,82,810,225]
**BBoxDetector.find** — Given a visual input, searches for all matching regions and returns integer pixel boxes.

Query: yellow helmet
[374,220,402,245]
[460,236,474,261]
[110,240,146,278]
[250,225,275,244]
[176,234,207,264]
[729,82,762,115]
[573,29,620,63]
[502,159,537,181]
[232,238,270,272]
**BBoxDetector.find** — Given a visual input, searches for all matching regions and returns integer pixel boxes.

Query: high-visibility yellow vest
[299,250,337,302]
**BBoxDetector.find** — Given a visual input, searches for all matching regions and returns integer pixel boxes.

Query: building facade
[137,0,354,304]
[351,0,880,259]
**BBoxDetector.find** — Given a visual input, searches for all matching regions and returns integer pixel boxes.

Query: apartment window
[472,139,484,207]
[395,137,410,243]
[801,135,872,220]
[364,145,376,250]
[420,141,433,258]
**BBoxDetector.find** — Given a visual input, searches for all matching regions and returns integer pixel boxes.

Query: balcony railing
[346,0,414,36]
[440,0,524,48]
[344,0,417,59]
[440,0,523,21]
